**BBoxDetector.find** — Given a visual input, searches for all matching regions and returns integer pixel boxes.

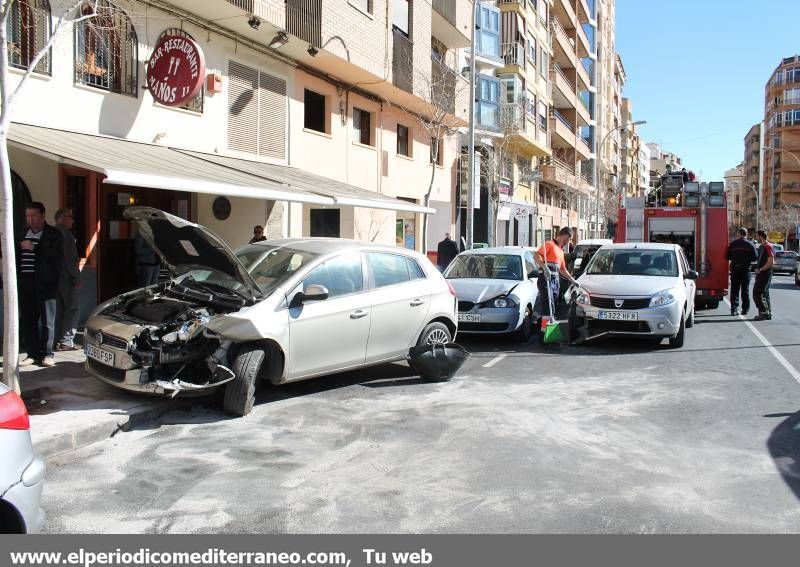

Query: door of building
[98,185,191,302]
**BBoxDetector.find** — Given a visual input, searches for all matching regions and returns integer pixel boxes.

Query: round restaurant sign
[146,35,206,107]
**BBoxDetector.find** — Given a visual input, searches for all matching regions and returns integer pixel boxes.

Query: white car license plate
[458,313,481,323]
[598,311,638,321]
[85,344,115,366]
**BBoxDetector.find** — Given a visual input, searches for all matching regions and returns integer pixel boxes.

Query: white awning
[8,123,436,214]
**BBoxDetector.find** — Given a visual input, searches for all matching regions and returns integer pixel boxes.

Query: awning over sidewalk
[8,123,435,214]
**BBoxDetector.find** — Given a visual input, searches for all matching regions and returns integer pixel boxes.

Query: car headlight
[575,290,591,305]
[650,289,676,307]
[491,297,517,308]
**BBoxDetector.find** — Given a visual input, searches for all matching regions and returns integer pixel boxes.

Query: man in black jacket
[436,233,460,272]
[726,227,757,316]
[19,202,63,367]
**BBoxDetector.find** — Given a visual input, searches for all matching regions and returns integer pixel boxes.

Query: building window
[304,89,327,133]
[540,49,548,78]
[74,0,138,96]
[353,107,372,145]
[538,100,547,131]
[477,74,500,129]
[527,34,536,66]
[310,209,341,237]
[397,124,411,156]
[228,61,287,159]
[6,0,51,75]
[393,0,410,36]
[156,28,203,113]
[785,88,800,105]
[349,0,372,14]
[430,137,443,166]
[477,4,500,59]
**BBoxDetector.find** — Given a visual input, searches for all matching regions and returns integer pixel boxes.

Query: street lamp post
[465,0,478,251]
[747,183,760,233]
[593,120,646,238]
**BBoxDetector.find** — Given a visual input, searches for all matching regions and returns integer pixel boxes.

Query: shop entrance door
[98,186,191,302]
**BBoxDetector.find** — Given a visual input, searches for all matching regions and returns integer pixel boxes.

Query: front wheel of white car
[668,314,686,349]
[417,322,452,347]
[223,344,265,417]
[513,306,533,342]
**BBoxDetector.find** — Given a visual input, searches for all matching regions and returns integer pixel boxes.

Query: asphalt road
[42,275,800,533]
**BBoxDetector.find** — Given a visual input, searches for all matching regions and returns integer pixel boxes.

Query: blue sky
[616,0,798,181]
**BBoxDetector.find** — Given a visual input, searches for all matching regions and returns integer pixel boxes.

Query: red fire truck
[615,173,729,309]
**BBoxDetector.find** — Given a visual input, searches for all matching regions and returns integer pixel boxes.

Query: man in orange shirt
[534,227,581,322]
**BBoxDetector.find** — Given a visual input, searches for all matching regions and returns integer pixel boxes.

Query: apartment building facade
[647,143,683,191]
[5,0,470,312]
[763,55,800,211]
[541,0,598,242]
[742,123,762,229]
[725,163,745,231]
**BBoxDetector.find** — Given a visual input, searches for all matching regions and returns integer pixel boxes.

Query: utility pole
[465,0,477,251]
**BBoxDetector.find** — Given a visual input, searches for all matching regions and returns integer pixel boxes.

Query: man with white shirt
[18,202,63,367]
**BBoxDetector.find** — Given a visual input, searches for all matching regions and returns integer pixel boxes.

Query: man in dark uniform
[436,233,459,272]
[752,230,774,321]
[726,228,757,316]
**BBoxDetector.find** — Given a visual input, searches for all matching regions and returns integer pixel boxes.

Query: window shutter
[258,71,286,160]
[228,61,259,154]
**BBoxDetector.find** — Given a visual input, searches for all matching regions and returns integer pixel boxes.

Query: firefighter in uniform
[726,228,757,316]
[752,230,775,321]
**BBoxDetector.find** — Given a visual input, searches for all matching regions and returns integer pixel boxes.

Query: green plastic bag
[543,321,562,344]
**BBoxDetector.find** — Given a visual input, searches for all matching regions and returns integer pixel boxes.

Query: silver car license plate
[598,311,638,321]
[86,344,115,366]
[458,313,481,323]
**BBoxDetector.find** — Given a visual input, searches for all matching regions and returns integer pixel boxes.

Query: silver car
[570,243,698,348]
[0,383,45,533]
[85,208,458,416]
[445,247,540,341]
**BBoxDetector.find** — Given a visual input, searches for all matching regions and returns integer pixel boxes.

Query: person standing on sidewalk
[752,230,774,321]
[436,233,459,272]
[18,202,63,368]
[534,227,580,325]
[54,208,81,351]
[726,227,757,316]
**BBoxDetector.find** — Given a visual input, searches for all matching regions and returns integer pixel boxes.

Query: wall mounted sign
[146,35,206,106]
[212,197,231,221]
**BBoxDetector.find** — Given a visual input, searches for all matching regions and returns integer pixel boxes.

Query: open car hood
[124,207,263,301]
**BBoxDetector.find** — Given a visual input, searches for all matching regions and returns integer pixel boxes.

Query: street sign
[147,35,206,106]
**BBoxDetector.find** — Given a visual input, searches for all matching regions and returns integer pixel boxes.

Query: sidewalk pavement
[6,349,180,459]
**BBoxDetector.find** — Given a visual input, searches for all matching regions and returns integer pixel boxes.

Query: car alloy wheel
[426,328,450,345]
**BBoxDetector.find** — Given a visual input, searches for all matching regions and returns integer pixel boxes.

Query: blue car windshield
[586,249,679,277]
[446,255,523,280]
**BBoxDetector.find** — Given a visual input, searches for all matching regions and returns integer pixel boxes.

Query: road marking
[483,354,507,368]
[724,298,800,385]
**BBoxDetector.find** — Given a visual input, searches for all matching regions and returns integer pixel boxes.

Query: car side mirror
[290,284,329,307]
[685,270,699,281]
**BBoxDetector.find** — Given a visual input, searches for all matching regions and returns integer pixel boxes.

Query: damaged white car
[84,208,458,416]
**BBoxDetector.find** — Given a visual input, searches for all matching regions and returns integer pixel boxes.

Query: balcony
[550,16,576,65]
[431,0,470,47]
[498,0,526,13]
[575,95,592,126]
[551,110,576,148]
[542,157,594,194]
[286,0,322,47]
[501,42,526,71]
[576,0,593,23]
[554,0,578,30]
[576,134,593,160]
[550,63,576,103]
[392,28,413,93]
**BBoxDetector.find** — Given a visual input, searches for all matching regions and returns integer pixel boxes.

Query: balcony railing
[500,102,525,131]
[432,0,456,27]
[500,0,526,6]
[286,0,322,47]
[552,63,576,92]
[553,156,575,175]
[226,0,254,11]
[501,42,525,69]
[392,28,413,93]
[553,109,574,132]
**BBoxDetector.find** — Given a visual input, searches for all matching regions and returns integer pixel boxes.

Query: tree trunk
[421,157,437,254]
[0,132,20,393]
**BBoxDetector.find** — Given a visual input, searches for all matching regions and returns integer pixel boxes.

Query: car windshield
[446,254,523,280]
[236,245,321,295]
[586,249,679,277]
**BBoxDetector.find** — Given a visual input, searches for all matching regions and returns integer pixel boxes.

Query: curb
[34,400,185,460]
